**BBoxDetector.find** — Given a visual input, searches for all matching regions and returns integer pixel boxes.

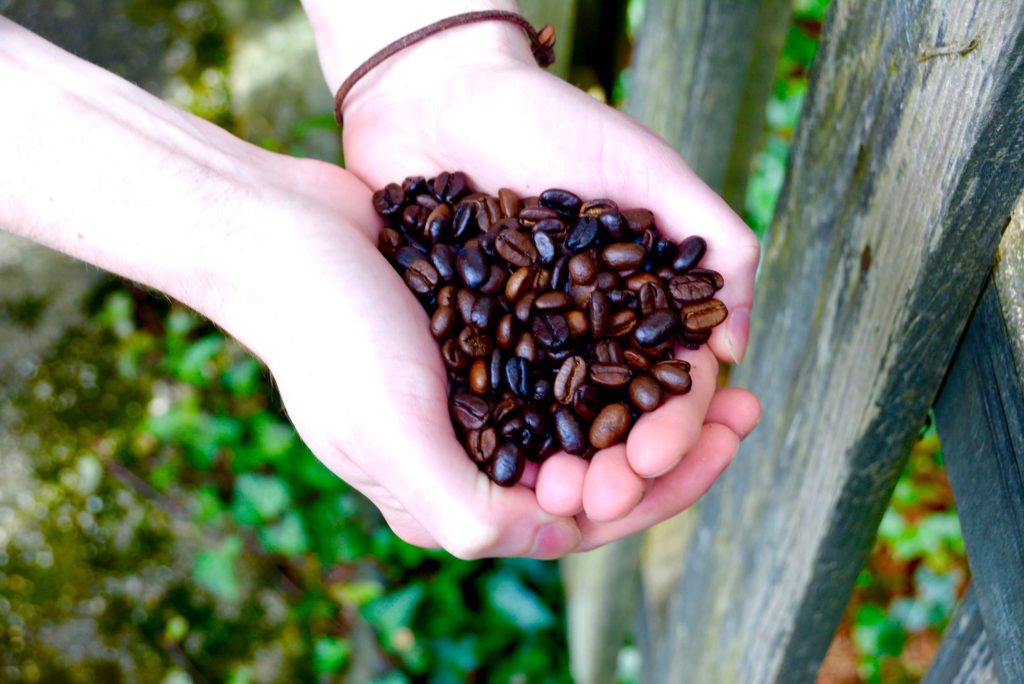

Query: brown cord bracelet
[333,10,556,127]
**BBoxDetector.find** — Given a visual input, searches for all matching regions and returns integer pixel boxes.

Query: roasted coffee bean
[395,245,425,269]
[470,359,489,395]
[500,415,525,440]
[601,242,646,271]
[588,291,610,338]
[566,310,589,337]
[514,332,538,362]
[623,208,654,233]
[554,406,588,455]
[554,356,588,404]
[625,271,660,292]
[533,230,558,265]
[402,204,428,235]
[458,326,493,358]
[432,171,468,202]
[493,395,520,424]
[496,314,515,349]
[690,268,725,291]
[532,313,570,350]
[488,443,525,486]
[652,360,692,394]
[629,375,663,412]
[682,299,728,331]
[373,183,405,216]
[479,264,507,295]
[589,403,631,449]
[581,198,618,217]
[470,296,498,330]
[451,201,477,241]
[456,288,477,325]
[498,188,522,218]
[378,227,404,258]
[430,305,455,340]
[518,205,560,224]
[568,252,598,285]
[425,204,452,243]
[535,291,572,311]
[639,282,659,315]
[607,289,636,308]
[523,405,545,434]
[430,244,455,282]
[467,427,498,463]
[504,266,535,301]
[599,339,624,364]
[532,216,567,239]
[624,348,652,371]
[456,247,489,290]
[668,274,715,304]
[514,290,538,322]
[599,210,627,240]
[441,338,468,371]
[551,255,571,292]
[532,378,552,402]
[488,349,504,392]
[505,357,532,398]
[590,362,632,389]
[608,309,638,337]
[682,329,713,349]
[540,188,583,216]
[437,285,457,307]
[402,175,427,196]
[635,309,678,347]
[534,433,559,462]
[496,228,537,267]
[595,270,620,291]
[405,259,440,294]
[416,193,441,212]
[652,236,676,265]
[672,236,707,273]
[451,393,490,430]
[566,216,600,252]
[573,385,602,422]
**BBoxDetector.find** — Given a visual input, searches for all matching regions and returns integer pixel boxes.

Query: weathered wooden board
[934,197,1024,683]
[626,0,791,210]
[647,2,1024,682]
[923,586,998,684]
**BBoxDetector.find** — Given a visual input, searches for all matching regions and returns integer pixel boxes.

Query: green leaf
[259,511,309,555]
[222,355,262,396]
[253,414,297,458]
[363,584,424,635]
[175,335,224,385]
[485,572,556,632]
[192,535,242,603]
[232,473,291,524]
[313,636,350,674]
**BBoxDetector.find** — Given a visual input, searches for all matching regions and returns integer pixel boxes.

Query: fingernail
[530,522,580,559]
[724,307,750,364]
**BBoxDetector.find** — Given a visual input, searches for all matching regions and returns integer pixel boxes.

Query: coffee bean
[624,348,652,371]
[519,205,560,224]
[580,198,618,217]
[470,296,498,330]
[425,204,452,241]
[588,292,610,338]
[493,395,519,425]
[532,313,570,350]
[635,309,678,347]
[533,230,558,265]
[682,299,728,331]
[689,268,725,291]
[456,247,489,290]
[651,236,676,265]
[567,216,600,253]
[488,349,504,391]
[496,228,537,266]
[505,356,532,399]
[514,332,538,362]
[456,288,477,325]
[514,290,538,322]
[488,443,524,486]
[554,356,588,404]
[402,176,427,196]
[451,393,490,430]
[569,252,598,284]
[601,242,647,271]
[590,362,632,389]
[589,403,631,449]
[652,360,692,394]
[430,244,455,282]
[595,270,620,291]
[496,314,515,349]
[599,210,627,241]
[441,338,468,371]
[566,310,589,337]
[479,264,507,295]
[682,329,712,349]
[629,375,663,412]
[553,407,588,455]
[458,326,493,358]
[469,358,489,394]
[532,379,551,403]
[622,208,654,233]
[607,289,637,309]
[639,282,659,314]
[625,272,660,292]
[669,274,715,304]
[467,427,498,463]
[430,306,455,340]
[402,204,428,234]
[432,171,468,202]
[395,245,425,269]
[573,385,602,422]
[551,255,571,292]
[535,291,572,310]
[672,236,707,273]
[498,188,522,218]
[451,201,477,241]
[596,339,624,364]
[378,228,404,259]
[405,259,440,294]
[608,309,638,337]
[373,183,405,215]
[540,188,583,216]
[504,266,535,301]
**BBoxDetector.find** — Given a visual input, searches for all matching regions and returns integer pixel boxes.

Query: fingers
[535,453,588,516]
[625,345,719,478]
[582,444,646,522]
[576,422,740,551]
[705,386,762,439]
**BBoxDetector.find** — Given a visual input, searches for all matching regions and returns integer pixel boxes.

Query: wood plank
[647,2,1024,682]
[626,0,792,210]
[923,586,998,684]
[934,196,1024,683]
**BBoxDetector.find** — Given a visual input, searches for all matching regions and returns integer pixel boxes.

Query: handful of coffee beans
[374,172,727,487]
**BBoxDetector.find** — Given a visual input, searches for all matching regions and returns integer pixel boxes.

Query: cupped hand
[334,27,762,539]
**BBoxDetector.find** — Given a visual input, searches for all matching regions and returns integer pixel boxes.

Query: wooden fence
[552,1,1024,682]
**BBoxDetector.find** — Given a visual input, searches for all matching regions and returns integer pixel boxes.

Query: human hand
[320,19,762,542]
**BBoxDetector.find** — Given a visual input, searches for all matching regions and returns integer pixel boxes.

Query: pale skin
[1,3,761,559]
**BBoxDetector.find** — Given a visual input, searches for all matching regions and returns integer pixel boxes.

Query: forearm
[300,0,532,96]
[0,17,269,323]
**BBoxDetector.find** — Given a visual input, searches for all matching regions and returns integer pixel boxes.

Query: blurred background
[0,0,968,682]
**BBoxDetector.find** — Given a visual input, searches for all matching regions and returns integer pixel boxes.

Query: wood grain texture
[626,0,791,208]
[924,586,998,684]
[934,197,1024,683]
[648,2,1024,682]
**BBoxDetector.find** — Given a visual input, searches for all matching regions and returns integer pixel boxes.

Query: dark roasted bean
[405,259,439,294]
[607,289,636,308]
[553,407,588,455]
[416,193,441,211]
[505,357,532,398]
[608,309,637,337]
[470,358,489,395]
[514,290,538,322]
[595,270,620,291]
[599,210,627,240]
[430,244,455,282]
[535,291,572,310]
[690,268,725,291]
[639,282,659,314]
[458,326,493,358]
[456,247,489,290]
[682,329,713,349]
[652,236,676,265]
[488,349,504,392]
[672,236,707,273]
[514,332,538,362]
[425,204,451,243]
[470,296,498,330]
[601,242,647,271]
[451,393,490,430]
[625,272,660,292]
[566,216,600,252]
[532,313,570,350]
[504,266,535,302]
[496,314,515,349]
[519,205,560,224]
[580,198,618,216]
[589,403,631,449]
[590,362,632,389]
[532,378,552,403]
[402,175,427,196]
[629,375,663,412]
[430,306,455,340]
[554,356,587,404]
[401,204,427,234]
[622,208,654,233]
[669,274,715,304]
[432,171,468,202]
[479,264,507,295]
[532,217,567,239]
[566,310,589,337]
[378,227,404,258]
[573,385,602,422]
[588,291,610,338]
[395,245,425,269]
[501,416,525,440]
[498,187,522,218]
[441,338,468,371]
[437,285,457,307]
[682,299,728,331]
[635,309,678,347]
[456,288,477,325]
[652,360,692,394]
[551,255,571,292]
[467,427,498,463]
[624,348,652,371]
[488,443,524,486]
[496,229,537,266]
[533,230,558,265]
[569,252,598,284]
[493,395,520,424]
[373,183,405,215]
[452,201,477,241]
[540,188,583,216]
